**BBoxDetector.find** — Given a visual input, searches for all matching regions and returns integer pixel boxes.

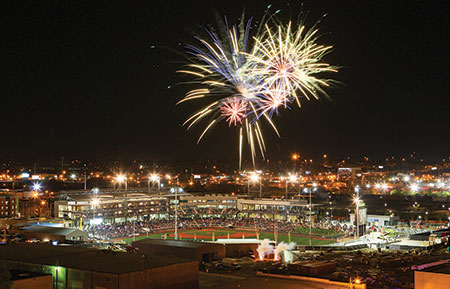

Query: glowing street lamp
[410,184,419,192]
[292,154,299,171]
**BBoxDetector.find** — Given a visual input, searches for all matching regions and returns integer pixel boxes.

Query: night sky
[1,1,449,164]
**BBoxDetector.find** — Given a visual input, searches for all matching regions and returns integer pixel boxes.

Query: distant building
[0,194,19,217]
[1,243,199,289]
[54,193,167,224]
[366,214,396,227]
[337,167,362,183]
[178,194,238,210]
[237,198,309,221]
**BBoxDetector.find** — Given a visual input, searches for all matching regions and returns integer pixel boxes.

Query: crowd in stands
[85,210,354,240]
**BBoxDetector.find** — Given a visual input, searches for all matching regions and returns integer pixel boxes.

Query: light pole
[115,174,127,221]
[91,198,99,241]
[174,187,178,240]
[309,183,317,246]
[329,201,333,221]
[354,195,361,239]
[292,154,299,172]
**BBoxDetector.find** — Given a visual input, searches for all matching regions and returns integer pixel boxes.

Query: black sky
[1,0,449,163]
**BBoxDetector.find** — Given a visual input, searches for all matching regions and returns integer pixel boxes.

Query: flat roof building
[0,243,198,289]
[133,239,225,263]
[413,259,450,289]
[14,225,88,242]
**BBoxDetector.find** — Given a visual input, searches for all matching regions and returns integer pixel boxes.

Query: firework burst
[177,13,337,169]
[250,21,338,107]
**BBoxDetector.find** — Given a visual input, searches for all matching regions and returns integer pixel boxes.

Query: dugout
[133,239,225,262]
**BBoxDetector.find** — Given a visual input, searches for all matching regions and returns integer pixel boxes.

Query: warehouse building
[16,225,88,242]
[133,239,225,263]
[413,259,450,289]
[0,243,199,289]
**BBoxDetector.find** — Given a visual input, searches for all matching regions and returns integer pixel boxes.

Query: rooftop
[0,243,196,274]
[133,238,221,249]
[20,225,85,236]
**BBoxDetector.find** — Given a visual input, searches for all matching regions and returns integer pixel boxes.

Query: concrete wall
[133,242,225,262]
[415,271,450,289]
[119,262,199,289]
[224,243,258,258]
[11,275,52,289]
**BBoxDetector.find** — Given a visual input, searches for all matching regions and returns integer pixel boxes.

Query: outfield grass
[118,228,336,246]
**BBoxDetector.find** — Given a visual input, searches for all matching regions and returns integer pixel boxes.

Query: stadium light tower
[115,174,127,192]
[115,174,128,221]
[91,197,99,241]
[172,187,179,240]
[308,182,318,246]
[148,174,161,195]
[248,172,262,199]
[285,174,299,199]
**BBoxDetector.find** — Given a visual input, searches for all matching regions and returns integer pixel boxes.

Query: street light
[292,154,299,171]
